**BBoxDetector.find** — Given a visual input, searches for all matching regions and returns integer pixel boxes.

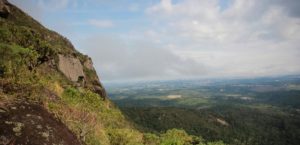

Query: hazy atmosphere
[10,0,300,81]
[1,0,300,144]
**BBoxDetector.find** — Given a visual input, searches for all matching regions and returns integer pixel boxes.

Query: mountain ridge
[0,1,226,144]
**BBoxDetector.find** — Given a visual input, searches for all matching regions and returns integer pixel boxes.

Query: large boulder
[0,102,82,145]
[58,55,85,83]
[58,55,107,99]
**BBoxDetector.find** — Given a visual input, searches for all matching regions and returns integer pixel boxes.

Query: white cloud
[143,0,300,79]
[80,34,208,81]
[9,0,300,81]
[88,19,115,28]
[146,0,173,14]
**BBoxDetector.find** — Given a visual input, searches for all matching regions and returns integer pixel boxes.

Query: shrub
[0,43,38,81]
[160,129,193,145]
[207,141,226,145]
[108,128,143,145]
[143,133,160,145]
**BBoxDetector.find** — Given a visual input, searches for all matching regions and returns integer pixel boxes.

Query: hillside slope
[0,0,226,144]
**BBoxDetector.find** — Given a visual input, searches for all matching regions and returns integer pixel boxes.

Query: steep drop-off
[0,0,138,144]
[0,1,226,144]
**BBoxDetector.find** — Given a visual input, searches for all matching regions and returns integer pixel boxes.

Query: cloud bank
[9,0,300,81]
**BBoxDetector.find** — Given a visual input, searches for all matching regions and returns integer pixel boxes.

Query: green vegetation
[121,105,300,145]
[160,129,193,145]
[0,41,224,145]
[108,78,300,145]
[47,87,226,145]
[3,1,299,145]
[48,87,140,145]
[0,2,227,145]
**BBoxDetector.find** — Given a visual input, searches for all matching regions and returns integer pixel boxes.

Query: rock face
[0,0,10,18]
[83,57,95,70]
[58,55,85,83]
[1,0,107,99]
[82,57,108,99]
[0,102,82,145]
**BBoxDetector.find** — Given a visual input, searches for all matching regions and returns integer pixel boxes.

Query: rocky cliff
[0,0,112,144]
[0,1,226,145]
[0,0,106,99]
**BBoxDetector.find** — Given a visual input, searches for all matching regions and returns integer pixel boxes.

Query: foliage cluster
[121,105,300,145]
[47,87,226,145]
[0,43,38,80]
[1,8,75,55]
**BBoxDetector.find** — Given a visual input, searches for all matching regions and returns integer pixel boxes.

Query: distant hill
[108,78,300,145]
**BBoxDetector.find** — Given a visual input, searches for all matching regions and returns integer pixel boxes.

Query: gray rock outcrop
[58,55,85,83]
[58,54,107,99]
[83,57,95,70]
[82,57,107,99]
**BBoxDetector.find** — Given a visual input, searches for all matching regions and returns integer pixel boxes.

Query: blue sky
[10,0,300,82]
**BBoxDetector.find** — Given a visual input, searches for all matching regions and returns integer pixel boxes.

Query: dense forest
[108,77,300,145]
[121,105,300,145]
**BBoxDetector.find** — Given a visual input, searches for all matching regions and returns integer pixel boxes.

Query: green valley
[107,77,300,145]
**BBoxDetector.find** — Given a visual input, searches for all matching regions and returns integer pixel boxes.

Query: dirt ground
[0,101,82,145]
